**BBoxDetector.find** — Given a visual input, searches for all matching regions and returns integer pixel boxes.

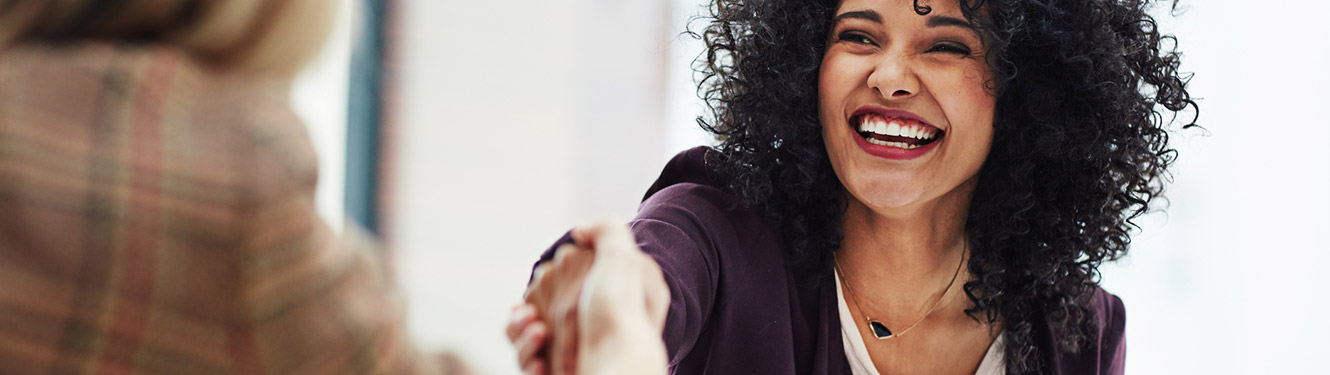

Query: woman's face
[820,0,996,213]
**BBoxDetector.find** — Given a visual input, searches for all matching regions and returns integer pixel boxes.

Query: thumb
[571,218,637,256]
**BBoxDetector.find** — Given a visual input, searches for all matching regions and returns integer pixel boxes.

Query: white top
[835,269,1005,375]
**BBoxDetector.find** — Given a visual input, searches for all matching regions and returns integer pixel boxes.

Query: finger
[589,219,637,255]
[568,218,607,247]
[531,262,551,285]
[554,307,580,375]
[564,338,579,375]
[523,359,547,375]
[546,300,577,375]
[553,243,579,264]
[570,217,623,249]
[525,263,552,300]
[570,225,596,249]
[517,322,549,368]
[561,245,595,268]
[506,304,538,342]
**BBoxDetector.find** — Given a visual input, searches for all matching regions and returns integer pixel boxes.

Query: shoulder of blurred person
[0,0,457,373]
[0,0,334,77]
[0,38,446,375]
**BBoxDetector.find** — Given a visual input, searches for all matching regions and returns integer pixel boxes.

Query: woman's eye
[837,31,875,46]
[929,43,972,55]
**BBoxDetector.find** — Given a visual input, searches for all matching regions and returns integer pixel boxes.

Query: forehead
[835,0,967,17]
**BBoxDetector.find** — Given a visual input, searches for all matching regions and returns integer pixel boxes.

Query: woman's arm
[511,184,731,375]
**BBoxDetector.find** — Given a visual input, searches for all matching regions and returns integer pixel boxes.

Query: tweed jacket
[0,42,432,374]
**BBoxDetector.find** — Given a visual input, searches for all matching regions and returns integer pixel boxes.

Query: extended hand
[570,220,670,375]
[514,244,593,375]
[506,219,669,375]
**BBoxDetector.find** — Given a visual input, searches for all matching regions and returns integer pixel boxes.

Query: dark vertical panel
[345,0,385,233]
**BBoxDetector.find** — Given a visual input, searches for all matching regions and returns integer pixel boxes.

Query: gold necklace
[833,241,967,340]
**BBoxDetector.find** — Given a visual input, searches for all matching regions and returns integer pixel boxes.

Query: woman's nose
[867,53,920,100]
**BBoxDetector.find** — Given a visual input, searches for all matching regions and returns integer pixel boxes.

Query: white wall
[391,0,673,373]
[1096,2,1330,374]
[387,1,1330,374]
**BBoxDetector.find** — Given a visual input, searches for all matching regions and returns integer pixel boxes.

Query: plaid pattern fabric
[0,42,436,375]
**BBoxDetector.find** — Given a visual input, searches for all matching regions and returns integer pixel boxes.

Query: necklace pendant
[868,321,894,340]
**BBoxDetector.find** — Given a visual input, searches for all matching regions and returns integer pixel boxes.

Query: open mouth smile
[853,114,943,149]
[848,108,945,160]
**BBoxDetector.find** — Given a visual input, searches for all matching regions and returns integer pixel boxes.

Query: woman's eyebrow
[927,15,983,40]
[832,10,882,24]
[925,15,977,30]
[833,11,975,32]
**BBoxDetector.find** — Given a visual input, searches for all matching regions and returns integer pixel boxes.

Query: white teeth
[885,122,901,137]
[866,137,923,149]
[893,121,908,137]
[856,116,939,141]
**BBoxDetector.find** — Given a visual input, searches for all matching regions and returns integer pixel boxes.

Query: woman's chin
[846,186,931,212]
[843,173,981,216]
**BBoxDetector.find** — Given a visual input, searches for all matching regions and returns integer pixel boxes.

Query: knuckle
[556,304,578,324]
[507,313,528,338]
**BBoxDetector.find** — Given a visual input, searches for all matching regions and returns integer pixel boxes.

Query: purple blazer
[538,147,1126,374]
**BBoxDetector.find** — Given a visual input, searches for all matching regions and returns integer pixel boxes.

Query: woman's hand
[506,219,670,375]
[570,220,670,375]
[506,302,552,375]
[512,243,594,375]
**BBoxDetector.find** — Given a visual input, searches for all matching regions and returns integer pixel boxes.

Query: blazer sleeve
[1099,291,1127,375]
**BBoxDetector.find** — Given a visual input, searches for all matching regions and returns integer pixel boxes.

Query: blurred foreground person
[0,0,452,373]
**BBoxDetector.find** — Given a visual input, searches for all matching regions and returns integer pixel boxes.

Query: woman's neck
[836,180,975,310]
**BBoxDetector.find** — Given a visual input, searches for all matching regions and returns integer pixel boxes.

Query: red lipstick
[848,106,943,161]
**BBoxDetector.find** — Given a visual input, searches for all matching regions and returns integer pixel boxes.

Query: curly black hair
[693,0,1197,373]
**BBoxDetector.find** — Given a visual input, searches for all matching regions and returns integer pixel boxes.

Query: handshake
[506,220,672,375]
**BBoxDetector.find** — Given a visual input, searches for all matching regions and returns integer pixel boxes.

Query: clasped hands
[507,220,671,375]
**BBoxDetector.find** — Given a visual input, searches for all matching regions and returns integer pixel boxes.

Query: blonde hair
[0,0,335,76]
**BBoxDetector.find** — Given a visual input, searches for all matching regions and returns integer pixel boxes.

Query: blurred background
[294,0,1330,373]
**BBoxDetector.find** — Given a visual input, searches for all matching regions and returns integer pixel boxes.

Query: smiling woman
[510,0,1196,374]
